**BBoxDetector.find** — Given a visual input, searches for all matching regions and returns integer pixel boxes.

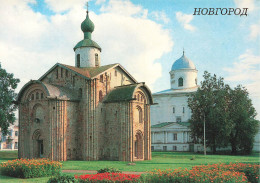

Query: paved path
[62,170,146,175]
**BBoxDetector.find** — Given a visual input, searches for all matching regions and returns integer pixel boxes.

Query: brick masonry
[18,65,152,162]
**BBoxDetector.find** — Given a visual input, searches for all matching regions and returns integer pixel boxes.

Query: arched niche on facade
[134,130,144,160]
[32,104,45,124]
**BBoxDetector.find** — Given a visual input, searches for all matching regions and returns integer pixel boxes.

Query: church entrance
[32,129,44,158]
[134,131,143,160]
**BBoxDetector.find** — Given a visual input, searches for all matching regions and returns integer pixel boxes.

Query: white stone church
[150,51,203,152]
[150,52,260,152]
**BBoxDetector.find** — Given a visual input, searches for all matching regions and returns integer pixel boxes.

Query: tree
[188,71,259,154]
[0,63,20,136]
[188,71,232,153]
[229,85,259,154]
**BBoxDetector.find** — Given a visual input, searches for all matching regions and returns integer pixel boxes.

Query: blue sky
[0,0,259,119]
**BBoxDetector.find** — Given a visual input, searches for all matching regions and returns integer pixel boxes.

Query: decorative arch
[134,130,144,159]
[32,104,44,123]
[99,90,103,102]
[32,129,42,140]
[32,129,44,158]
[136,105,143,123]
[78,88,82,98]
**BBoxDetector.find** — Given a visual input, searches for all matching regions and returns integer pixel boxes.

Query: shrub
[48,174,78,183]
[97,167,122,173]
[75,173,140,183]
[0,158,62,178]
[141,168,247,183]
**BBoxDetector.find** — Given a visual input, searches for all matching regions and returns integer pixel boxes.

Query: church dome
[171,52,196,71]
[81,13,94,33]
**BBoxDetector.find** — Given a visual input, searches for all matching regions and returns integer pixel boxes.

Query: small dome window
[178,77,183,87]
[95,53,99,67]
[77,54,80,67]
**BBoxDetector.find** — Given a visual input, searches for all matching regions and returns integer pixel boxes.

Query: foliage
[188,71,232,153]
[142,163,259,183]
[97,167,122,173]
[0,158,62,178]
[0,63,20,135]
[75,173,140,183]
[188,71,259,154]
[229,85,259,154]
[48,174,78,183]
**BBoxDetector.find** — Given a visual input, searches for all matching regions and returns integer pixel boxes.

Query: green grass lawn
[62,151,260,172]
[0,150,259,182]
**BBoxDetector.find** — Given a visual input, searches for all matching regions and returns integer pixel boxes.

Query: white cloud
[176,11,196,31]
[234,0,255,12]
[99,0,147,17]
[151,11,170,24]
[250,23,260,39]
[45,0,86,13]
[224,50,260,98]
[96,0,106,5]
[0,0,173,93]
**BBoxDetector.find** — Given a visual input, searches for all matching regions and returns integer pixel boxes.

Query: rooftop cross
[85,2,89,14]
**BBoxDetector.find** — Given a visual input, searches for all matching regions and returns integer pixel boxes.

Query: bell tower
[73,8,101,68]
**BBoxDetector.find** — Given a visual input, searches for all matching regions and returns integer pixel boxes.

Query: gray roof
[153,86,198,95]
[171,53,196,71]
[151,122,190,128]
[17,80,78,102]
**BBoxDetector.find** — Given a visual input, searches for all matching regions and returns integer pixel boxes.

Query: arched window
[195,78,197,85]
[56,69,58,79]
[99,90,103,101]
[78,88,82,98]
[36,92,39,100]
[183,107,185,113]
[178,77,183,87]
[137,94,140,101]
[95,53,99,67]
[61,68,63,78]
[137,106,142,123]
[31,94,34,100]
[173,107,175,113]
[77,54,80,67]
[115,70,117,76]
[100,74,103,82]
[41,93,44,99]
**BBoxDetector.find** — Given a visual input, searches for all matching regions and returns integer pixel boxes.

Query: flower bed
[75,173,140,183]
[142,163,259,183]
[0,158,62,178]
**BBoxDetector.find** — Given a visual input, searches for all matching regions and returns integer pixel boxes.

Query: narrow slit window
[95,53,99,67]
[77,54,80,67]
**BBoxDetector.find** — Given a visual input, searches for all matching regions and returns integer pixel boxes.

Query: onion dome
[171,51,196,71]
[74,11,101,51]
[81,12,94,34]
